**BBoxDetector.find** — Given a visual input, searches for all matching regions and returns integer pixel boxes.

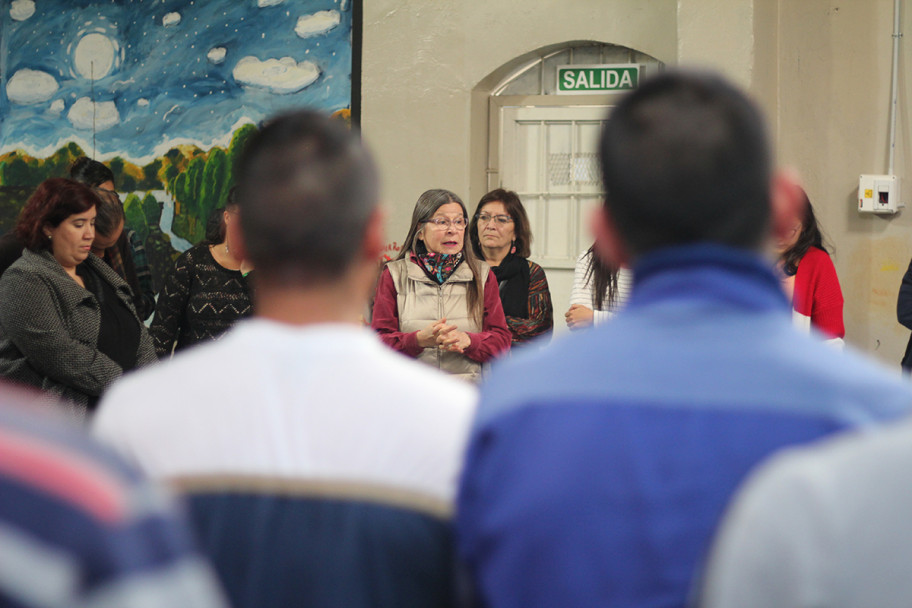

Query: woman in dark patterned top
[149,199,253,358]
[469,189,553,346]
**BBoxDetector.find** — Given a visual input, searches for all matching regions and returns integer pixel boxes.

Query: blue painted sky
[0,0,352,163]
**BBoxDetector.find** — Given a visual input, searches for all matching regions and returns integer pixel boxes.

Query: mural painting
[1,0,357,287]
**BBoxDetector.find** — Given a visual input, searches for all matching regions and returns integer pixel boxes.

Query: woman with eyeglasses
[468,188,552,346]
[777,189,844,347]
[371,189,511,381]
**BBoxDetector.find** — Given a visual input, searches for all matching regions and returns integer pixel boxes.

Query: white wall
[361,0,676,242]
[774,1,910,367]
[362,0,912,367]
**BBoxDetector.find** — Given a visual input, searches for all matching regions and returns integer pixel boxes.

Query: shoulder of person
[802,246,833,264]
[5,249,69,285]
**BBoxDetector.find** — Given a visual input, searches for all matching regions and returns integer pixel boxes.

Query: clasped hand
[565,304,594,330]
[416,318,471,353]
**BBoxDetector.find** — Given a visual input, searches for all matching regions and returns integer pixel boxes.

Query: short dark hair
[91,187,124,239]
[469,188,532,259]
[70,156,115,188]
[16,178,100,251]
[234,110,379,283]
[599,70,772,257]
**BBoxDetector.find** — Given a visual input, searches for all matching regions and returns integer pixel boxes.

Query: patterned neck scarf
[414,250,464,284]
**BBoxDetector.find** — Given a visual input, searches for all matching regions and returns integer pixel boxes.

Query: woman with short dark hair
[468,188,552,345]
[0,178,156,417]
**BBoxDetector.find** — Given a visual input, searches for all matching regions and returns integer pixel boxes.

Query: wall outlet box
[858,174,901,214]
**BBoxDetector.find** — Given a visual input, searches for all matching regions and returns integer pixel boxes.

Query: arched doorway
[472,41,663,334]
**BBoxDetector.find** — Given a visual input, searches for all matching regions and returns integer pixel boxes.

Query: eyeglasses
[424,217,467,230]
[476,213,513,226]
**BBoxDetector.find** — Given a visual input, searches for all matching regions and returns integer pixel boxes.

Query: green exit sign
[557,65,640,95]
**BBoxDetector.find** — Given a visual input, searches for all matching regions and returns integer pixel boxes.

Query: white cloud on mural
[162,12,181,27]
[207,47,227,64]
[67,97,120,131]
[6,69,59,105]
[257,0,286,6]
[137,98,150,107]
[48,99,65,116]
[294,10,340,38]
[74,33,117,80]
[232,56,319,94]
[10,0,35,21]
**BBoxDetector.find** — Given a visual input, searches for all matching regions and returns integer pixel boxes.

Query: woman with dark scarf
[371,189,511,381]
[70,156,156,320]
[469,188,553,346]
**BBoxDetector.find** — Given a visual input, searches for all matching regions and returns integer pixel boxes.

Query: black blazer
[897,257,912,370]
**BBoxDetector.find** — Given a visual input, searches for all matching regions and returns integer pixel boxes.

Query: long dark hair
[781,189,827,276]
[396,189,485,325]
[585,244,619,310]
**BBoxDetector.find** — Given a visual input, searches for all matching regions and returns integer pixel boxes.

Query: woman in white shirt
[565,245,632,330]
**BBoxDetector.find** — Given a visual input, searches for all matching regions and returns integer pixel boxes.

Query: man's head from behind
[234,110,380,284]
[598,70,775,261]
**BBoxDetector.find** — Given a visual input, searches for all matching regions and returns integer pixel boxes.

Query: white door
[496,104,611,334]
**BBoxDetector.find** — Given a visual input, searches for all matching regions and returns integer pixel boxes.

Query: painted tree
[224,123,258,192]
[45,143,85,180]
[139,159,163,190]
[0,157,33,187]
[123,193,148,242]
[199,148,228,238]
[141,192,162,227]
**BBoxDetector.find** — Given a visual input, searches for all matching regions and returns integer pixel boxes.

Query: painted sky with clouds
[1,0,352,163]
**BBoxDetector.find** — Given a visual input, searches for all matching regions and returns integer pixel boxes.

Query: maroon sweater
[371,261,511,363]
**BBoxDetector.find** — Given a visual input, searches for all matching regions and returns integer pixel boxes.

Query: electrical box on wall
[858,174,901,214]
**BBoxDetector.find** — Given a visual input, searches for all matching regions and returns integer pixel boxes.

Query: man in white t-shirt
[94,110,476,608]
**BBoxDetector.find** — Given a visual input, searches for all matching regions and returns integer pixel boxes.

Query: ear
[770,168,804,243]
[590,205,630,268]
[361,206,385,262]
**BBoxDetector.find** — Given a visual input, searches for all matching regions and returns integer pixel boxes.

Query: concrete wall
[362,0,912,368]
[774,1,910,367]
[361,0,676,247]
